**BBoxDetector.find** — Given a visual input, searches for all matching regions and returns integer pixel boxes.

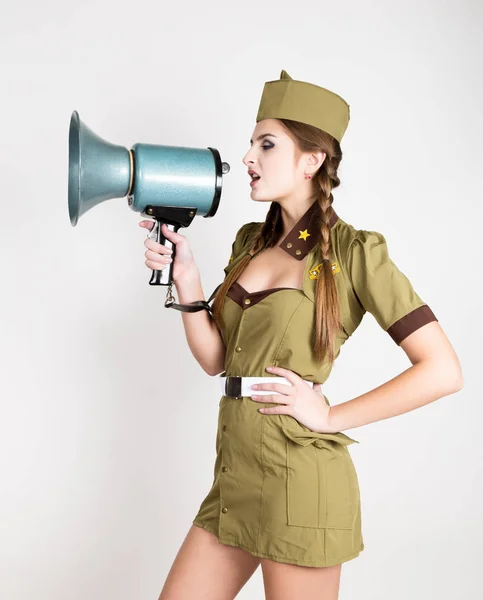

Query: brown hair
[212,118,344,364]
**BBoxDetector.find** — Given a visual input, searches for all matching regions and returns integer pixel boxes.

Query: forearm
[174,268,226,376]
[328,359,464,432]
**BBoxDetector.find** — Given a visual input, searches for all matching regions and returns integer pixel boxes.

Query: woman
[140,70,463,600]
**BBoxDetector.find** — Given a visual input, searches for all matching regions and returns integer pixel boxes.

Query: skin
[140,118,464,599]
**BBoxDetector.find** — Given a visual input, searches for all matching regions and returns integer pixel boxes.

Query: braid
[313,156,343,364]
[317,156,340,259]
[251,201,282,254]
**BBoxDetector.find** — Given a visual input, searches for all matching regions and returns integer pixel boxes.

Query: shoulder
[333,217,387,259]
[232,221,263,253]
[235,221,263,242]
[223,222,263,274]
[330,217,392,282]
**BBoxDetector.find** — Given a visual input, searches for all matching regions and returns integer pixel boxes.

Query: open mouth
[250,175,261,187]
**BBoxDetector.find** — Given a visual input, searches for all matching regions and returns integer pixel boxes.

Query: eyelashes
[246,143,274,155]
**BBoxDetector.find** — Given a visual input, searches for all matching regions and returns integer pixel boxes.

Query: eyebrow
[249,133,277,144]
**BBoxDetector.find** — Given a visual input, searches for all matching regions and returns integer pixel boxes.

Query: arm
[330,228,464,432]
[328,320,464,432]
[174,267,226,377]
[167,221,257,377]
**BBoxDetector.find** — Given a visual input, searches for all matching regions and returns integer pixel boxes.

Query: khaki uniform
[193,201,437,567]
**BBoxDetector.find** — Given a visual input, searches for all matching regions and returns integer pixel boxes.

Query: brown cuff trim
[387,305,438,344]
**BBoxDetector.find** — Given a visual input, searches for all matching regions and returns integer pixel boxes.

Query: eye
[262,143,274,151]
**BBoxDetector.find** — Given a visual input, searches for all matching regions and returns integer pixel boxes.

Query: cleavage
[236,246,306,294]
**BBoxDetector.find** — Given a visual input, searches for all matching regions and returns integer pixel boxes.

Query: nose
[242,146,256,167]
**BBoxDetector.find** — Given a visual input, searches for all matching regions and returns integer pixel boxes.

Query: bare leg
[158,524,261,600]
[261,558,342,600]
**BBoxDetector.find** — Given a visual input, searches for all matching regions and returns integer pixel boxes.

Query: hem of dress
[192,518,364,568]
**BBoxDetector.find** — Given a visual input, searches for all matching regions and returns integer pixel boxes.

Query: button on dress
[192,201,438,567]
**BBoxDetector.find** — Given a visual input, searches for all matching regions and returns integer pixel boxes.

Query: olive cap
[256,69,350,143]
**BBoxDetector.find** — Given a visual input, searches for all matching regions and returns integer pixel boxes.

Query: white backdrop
[2,1,481,598]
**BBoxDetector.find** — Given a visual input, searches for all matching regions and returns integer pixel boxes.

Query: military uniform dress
[192,202,438,567]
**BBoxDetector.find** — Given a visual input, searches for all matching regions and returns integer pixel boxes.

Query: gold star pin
[298,229,311,241]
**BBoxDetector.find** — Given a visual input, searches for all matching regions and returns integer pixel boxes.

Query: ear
[308,151,326,170]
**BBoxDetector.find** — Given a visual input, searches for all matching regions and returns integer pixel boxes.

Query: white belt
[219,375,314,398]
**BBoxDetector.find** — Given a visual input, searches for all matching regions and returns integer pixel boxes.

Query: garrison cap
[256,69,350,143]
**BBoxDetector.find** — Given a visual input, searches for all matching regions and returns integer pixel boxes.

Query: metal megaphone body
[68,110,230,287]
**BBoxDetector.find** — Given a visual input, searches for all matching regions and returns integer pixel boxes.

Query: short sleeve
[347,230,438,344]
[222,221,260,278]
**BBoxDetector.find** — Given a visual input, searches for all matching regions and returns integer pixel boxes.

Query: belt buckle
[226,376,242,399]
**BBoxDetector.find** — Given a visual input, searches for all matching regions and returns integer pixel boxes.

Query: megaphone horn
[68,110,132,227]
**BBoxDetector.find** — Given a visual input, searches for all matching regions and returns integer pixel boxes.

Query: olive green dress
[192,202,437,567]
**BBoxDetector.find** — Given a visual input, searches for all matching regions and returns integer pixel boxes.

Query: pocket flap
[281,426,359,447]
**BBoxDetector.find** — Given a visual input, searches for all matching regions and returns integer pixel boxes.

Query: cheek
[272,168,296,191]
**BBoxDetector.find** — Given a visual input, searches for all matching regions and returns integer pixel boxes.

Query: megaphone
[68,110,230,291]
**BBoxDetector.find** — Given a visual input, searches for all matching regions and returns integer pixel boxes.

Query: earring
[304,173,312,179]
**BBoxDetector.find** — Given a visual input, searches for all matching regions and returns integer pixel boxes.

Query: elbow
[204,355,226,377]
[450,371,464,394]
[443,362,464,394]
[204,365,224,377]
[423,357,464,395]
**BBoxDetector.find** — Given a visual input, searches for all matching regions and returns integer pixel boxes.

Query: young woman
[139,70,463,600]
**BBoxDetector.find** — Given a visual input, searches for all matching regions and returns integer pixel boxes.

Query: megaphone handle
[148,220,179,286]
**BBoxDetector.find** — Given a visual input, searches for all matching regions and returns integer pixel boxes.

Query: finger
[252,382,292,396]
[258,404,292,414]
[162,223,184,241]
[265,366,301,386]
[139,220,155,230]
[144,239,173,254]
[145,250,173,264]
[251,394,290,404]
[145,259,168,270]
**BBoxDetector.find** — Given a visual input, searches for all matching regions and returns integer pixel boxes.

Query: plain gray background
[2,0,482,598]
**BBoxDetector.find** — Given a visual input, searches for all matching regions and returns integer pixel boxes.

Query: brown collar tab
[279,201,339,260]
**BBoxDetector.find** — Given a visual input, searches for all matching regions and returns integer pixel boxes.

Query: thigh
[158,524,261,600]
[260,558,342,600]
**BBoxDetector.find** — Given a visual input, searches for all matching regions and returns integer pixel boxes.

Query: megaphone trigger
[146,220,159,241]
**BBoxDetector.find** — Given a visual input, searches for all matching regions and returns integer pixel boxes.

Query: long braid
[313,156,343,364]
[251,201,282,253]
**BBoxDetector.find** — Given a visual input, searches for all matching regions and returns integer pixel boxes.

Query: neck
[278,197,317,238]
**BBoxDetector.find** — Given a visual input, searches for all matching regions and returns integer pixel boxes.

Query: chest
[235,246,308,292]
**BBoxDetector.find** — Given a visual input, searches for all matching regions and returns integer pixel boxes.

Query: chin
[251,198,274,205]
[250,190,276,204]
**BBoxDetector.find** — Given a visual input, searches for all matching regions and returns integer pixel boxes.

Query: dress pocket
[281,425,360,530]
